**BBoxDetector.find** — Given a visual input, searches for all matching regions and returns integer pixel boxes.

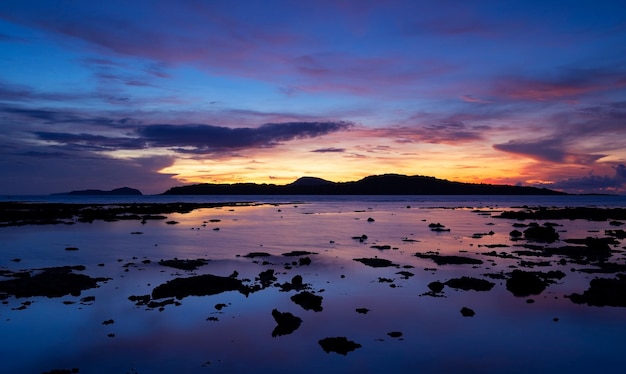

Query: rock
[280,275,309,292]
[371,245,392,250]
[243,252,271,258]
[353,257,399,268]
[355,308,370,314]
[427,281,445,293]
[414,252,483,265]
[506,270,547,297]
[367,217,375,222]
[271,309,302,337]
[387,331,403,338]
[0,266,109,298]
[510,230,523,238]
[298,257,312,266]
[522,225,559,243]
[257,269,277,288]
[282,251,317,257]
[460,307,475,317]
[158,258,209,271]
[445,277,495,291]
[318,337,362,355]
[151,274,250,300]
[290,291,323,312]
[568,274,626,307]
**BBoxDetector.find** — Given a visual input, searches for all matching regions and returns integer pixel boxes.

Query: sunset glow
[1,1,625,194]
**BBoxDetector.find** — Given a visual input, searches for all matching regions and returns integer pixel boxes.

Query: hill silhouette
[162,174,565,195]
[53,187,143,196]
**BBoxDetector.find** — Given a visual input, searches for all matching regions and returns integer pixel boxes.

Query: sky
[1,0,626,195]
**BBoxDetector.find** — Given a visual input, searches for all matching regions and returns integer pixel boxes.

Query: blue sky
[1,0,625,194]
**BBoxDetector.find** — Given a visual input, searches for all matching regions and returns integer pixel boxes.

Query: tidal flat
[1,197,626,373]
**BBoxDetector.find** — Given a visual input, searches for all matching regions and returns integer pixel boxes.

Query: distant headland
[161,174,566,195]
[52,187,143,196]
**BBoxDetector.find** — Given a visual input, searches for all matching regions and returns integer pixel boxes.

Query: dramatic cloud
[493,137,605,165]
[311,147,346,153]
[138,121,353,152]
[547,164,626,193]
[29,121,354,154]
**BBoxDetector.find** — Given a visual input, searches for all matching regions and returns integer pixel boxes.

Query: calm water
[1,195,625,373]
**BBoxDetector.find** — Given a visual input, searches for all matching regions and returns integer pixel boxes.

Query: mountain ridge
[162,174,566,195]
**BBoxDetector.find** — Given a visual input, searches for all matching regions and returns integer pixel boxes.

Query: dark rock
[510,230,523,238]
[427,281,445,293]
[271,309,302,337]
[280,275,309,292]
[64,247,79,251]
[318,337,362,355]
[506,270,549,297]
[151,274,250,300]
[568,274,626,307]
[371,245,392,250]
[523,225,559,243]
[215,303,228,310]
[351,234,368,242]
[353,257,399,268]
[298,257,312,266]
[396,271,414,279]
[165,220,179,225]
[445,277,495,291]
[414,252,483,265]
[158,258,209,271]
[128,294,151,305]
[367,217,375,222]
[290,291,323,312]
[257,269,277,288]
[460,307,475,317]
[243,252,271,258]
[387,331,403,338]
[355,308,370,314]
[282,251,317,257]
[102,319,114,325]
[0,266,108,298]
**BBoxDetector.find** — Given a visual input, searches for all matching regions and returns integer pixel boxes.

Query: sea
[1,195,625,373]
[3,193,626,207]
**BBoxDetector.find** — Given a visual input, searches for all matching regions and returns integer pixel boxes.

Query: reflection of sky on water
[1,198,626,373]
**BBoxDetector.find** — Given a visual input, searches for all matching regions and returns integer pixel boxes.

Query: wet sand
[1,201,626,373]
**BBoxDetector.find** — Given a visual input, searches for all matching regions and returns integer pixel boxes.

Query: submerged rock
[318,337,362,355]
[271,309,302,337]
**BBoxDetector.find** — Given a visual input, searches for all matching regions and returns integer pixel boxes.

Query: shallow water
[1,196,626,373]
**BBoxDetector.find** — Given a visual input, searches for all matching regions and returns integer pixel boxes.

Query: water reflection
[1,199,625,373]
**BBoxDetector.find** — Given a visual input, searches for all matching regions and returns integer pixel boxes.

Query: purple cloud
[546,164,626,193]
[28,121,353,154]
[311,147,346,153]
[139,121,354,152]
